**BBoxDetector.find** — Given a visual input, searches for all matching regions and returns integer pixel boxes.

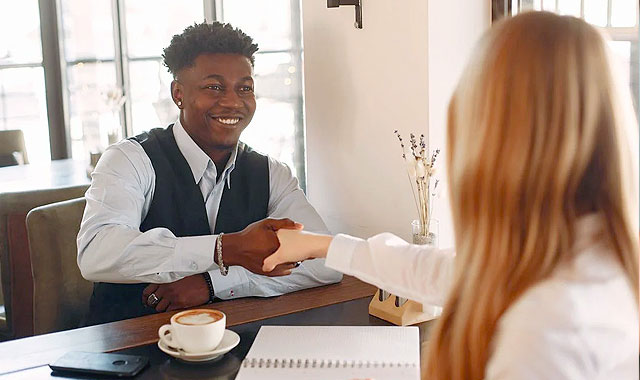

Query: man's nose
[218,90,244,109]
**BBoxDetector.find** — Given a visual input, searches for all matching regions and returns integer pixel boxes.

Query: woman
[263,12,639,379]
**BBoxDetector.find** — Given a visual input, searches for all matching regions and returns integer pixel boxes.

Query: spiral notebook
[235,326,421,380]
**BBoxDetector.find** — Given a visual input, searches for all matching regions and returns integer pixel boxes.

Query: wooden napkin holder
[368,289,438,326]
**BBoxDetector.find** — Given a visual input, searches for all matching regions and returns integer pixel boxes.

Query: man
[77,22,342,325]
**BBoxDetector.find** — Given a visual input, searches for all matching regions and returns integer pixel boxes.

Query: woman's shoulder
[504,243,636,330]
[486,248,638,379]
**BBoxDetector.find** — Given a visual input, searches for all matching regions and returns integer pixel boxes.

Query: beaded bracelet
[201,272,215,303]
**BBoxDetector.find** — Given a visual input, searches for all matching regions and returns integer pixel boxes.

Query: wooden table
[0,159,89,193]
[0,276,384,378]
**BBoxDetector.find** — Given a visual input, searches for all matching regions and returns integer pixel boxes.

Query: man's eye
[206,85,223,91]
[240,85,254,92]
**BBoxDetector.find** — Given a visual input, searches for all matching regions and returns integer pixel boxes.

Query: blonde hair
[425,12,639,380]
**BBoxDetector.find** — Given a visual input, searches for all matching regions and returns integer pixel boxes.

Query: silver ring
[294,261,301,268]
[147,293,160,307]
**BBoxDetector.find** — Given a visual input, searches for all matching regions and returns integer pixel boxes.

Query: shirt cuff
[209,267,247,300]
[325,233,359,273]
[173,235,217,272]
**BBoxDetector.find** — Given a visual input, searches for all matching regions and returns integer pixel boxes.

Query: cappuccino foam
[176,310,222,325]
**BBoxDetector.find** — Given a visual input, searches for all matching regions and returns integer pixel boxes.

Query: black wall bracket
[327,0,363,29]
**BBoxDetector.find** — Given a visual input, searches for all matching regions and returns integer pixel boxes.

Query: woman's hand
[262,229,333,272]
[222,218,304,276]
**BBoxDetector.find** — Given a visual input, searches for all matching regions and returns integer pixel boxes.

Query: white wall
[302,1,489,246]
[426,2,490,247]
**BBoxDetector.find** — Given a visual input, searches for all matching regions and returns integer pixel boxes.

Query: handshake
[221,218,332,277]
[142,218,331,312]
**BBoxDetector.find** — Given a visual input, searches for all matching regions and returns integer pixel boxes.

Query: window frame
[40,0,69,160]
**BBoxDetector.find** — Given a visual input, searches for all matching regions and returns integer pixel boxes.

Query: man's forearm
[210,259,341,299]
[78,224,217,283]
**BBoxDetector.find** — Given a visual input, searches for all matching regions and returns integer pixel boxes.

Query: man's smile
[208,114,244,128]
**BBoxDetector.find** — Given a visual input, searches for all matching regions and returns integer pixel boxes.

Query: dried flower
[394,130,406,159]
[406,158,417,177]
[103,87,126,112]
[415,159,426,178]
[394,131,440,237]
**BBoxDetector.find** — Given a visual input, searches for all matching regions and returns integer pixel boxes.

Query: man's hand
[223,218,303,276]
[142,274,210,312]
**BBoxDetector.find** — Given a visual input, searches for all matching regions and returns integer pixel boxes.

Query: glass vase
[411,219,439,247]
[412,219,442,319]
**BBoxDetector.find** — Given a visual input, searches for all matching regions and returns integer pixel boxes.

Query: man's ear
[171,80,184,108]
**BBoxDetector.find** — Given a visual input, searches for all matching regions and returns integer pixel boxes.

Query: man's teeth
[215,117,240,125]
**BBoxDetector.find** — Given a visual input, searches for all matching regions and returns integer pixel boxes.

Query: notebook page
[235,326,420,380]
[244,326,419,363]
[235,365,419,380]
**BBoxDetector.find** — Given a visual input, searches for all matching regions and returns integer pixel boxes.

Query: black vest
[86,125,269,325]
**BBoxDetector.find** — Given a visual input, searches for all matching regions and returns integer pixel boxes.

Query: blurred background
[0,0,637,191]
[0,0,307,185]
[500,0,638,115]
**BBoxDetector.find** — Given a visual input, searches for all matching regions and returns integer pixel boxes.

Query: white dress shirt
[77,118,342,299]
[326,214,638,379]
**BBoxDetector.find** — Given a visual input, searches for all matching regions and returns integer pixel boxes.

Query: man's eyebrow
[202,74,224,81]
[201,74,253,82]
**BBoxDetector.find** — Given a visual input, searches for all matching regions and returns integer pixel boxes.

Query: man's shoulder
[130,126,172,145]
[236,142,272,174]
[88,138,154,195]
[238,141,267,158]
[234,143,300,199]
[105,138,146,161]
[238,142,293,173]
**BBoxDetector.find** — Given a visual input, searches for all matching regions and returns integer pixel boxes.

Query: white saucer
[158,329,240,363]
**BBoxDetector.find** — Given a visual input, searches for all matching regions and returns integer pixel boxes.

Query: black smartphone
[49,351,149,378]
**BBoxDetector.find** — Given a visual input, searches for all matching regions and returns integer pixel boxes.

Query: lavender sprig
[409,133,419,157]
[430,149,440,167]
[394,130,406,159]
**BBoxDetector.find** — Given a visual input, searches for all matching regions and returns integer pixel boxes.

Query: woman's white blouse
[325,215,638,379]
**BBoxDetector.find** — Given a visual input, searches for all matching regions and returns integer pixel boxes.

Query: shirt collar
[558,213,620,281]
[172,118,238,188]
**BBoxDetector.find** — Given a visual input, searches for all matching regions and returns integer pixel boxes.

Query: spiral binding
[242,358,417,369]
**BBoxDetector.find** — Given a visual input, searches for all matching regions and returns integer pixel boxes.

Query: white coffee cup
[158,309,226,353]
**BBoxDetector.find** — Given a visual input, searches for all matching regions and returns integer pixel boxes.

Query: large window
[60,0,119,163]
[0,0,306,186]
[0,0,50,163]
[218,0,305,185]
[122,0,206,137]
[493,0,640,118]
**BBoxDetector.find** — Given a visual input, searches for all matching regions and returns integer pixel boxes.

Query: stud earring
[177,100,182,107]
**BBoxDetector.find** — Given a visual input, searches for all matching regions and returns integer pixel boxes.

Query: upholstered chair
[0,185,88,340]
[0,130,29,167]
[27,197,93,335]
